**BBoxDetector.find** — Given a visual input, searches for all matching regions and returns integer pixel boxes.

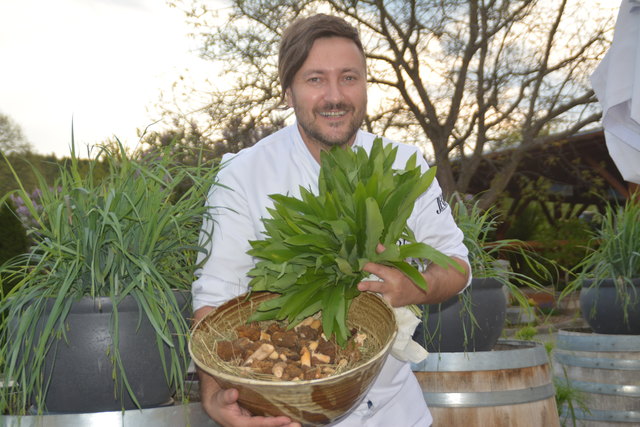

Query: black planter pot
[579,278,640,335]
[412,277,507,352]
[33,291,191,413]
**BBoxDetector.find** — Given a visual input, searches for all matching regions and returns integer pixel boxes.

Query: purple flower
[8,188,49,230]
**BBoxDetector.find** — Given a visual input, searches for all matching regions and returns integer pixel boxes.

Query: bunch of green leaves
[246,137,460,346]
[0,140,220,414]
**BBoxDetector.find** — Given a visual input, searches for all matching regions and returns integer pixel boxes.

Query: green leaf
[335,257,355,275]
[284,234,335,248]
[249,272,299,292]
[248,292,296,322]
[363,197,384,258]
[367,244,401,265]
[399,242,464,272]
[333,293,349,346]
[276,281,324,322]
[248,243,299,263]
[291,299,323,325]
[321,285,346,340]
[388,260,428,291]
[269,193,311,214]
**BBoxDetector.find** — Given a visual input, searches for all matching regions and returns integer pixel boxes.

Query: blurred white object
[591,0,640,184]
[391,306,429,364]
[363,274,429,363]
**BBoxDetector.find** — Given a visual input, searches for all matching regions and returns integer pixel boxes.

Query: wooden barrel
[554,328,640,426]
[412,340,560,427]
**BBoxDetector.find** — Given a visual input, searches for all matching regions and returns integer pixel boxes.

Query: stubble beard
[297,102,365,149]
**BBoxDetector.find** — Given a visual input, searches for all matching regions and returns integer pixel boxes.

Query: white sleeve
[191,158,258,311]
[408,175,472,289]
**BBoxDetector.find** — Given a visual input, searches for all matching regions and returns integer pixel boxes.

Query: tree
[0,112,32,154]
[139,115,285,163]
[0,153,59,196]
[169,0,615,208]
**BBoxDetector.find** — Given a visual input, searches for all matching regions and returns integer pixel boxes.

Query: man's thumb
[218,388,239,406]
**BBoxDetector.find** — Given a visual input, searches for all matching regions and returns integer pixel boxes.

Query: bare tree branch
[165,0,615,207]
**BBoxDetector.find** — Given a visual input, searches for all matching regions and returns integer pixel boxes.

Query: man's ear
[285,88,293,108]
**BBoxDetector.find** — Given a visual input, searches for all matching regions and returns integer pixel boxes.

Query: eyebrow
[301,67,364,77]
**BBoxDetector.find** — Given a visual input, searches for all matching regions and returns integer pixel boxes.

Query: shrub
[0,199,29,295]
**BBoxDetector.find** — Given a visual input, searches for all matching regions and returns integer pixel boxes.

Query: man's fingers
[358,278,384,293]
[217,388,239,406]
[362,261,385,276]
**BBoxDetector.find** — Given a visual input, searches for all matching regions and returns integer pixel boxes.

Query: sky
[0,1,621,160]
[0,0,225,158]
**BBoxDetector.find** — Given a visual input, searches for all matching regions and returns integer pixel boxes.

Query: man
[192,14,471,427]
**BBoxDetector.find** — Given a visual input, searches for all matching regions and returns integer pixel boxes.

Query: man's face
[286,36,368,149]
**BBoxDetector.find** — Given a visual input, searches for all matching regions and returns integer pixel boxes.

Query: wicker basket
[189,291,397,426]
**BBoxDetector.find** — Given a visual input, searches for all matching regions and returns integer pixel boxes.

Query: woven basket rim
[189,291,397,386]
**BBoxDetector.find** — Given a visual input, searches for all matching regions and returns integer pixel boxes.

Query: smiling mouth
[318,102,353,119]
[320,111,347,118]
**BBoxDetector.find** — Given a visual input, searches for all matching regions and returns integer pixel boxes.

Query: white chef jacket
[192,124,469,426]
[591,0,640,184]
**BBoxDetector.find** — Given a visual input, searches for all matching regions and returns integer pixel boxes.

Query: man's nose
[324,79,345,104]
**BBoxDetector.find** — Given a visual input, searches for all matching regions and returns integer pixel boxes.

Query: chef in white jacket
[192,13,471,427]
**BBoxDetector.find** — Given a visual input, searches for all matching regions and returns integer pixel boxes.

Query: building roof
[455,128,633,210]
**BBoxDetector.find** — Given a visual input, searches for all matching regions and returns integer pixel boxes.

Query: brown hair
[278,14,365,94]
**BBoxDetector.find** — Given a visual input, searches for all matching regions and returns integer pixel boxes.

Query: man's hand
[194,306,301,427]
[358,244,469,306]
[200,382,299,427]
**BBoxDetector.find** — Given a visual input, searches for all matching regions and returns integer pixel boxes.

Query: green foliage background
[0,152,109,196]
[0,200,29,295]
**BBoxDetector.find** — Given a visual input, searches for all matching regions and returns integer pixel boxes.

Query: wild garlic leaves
[247,137,459,345]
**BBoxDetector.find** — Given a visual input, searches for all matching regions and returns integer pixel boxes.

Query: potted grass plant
[553,197,640,425]
[561,196,640,334]
[413,195,549,352]
[0,141,220,415]
[410,197,561,426]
